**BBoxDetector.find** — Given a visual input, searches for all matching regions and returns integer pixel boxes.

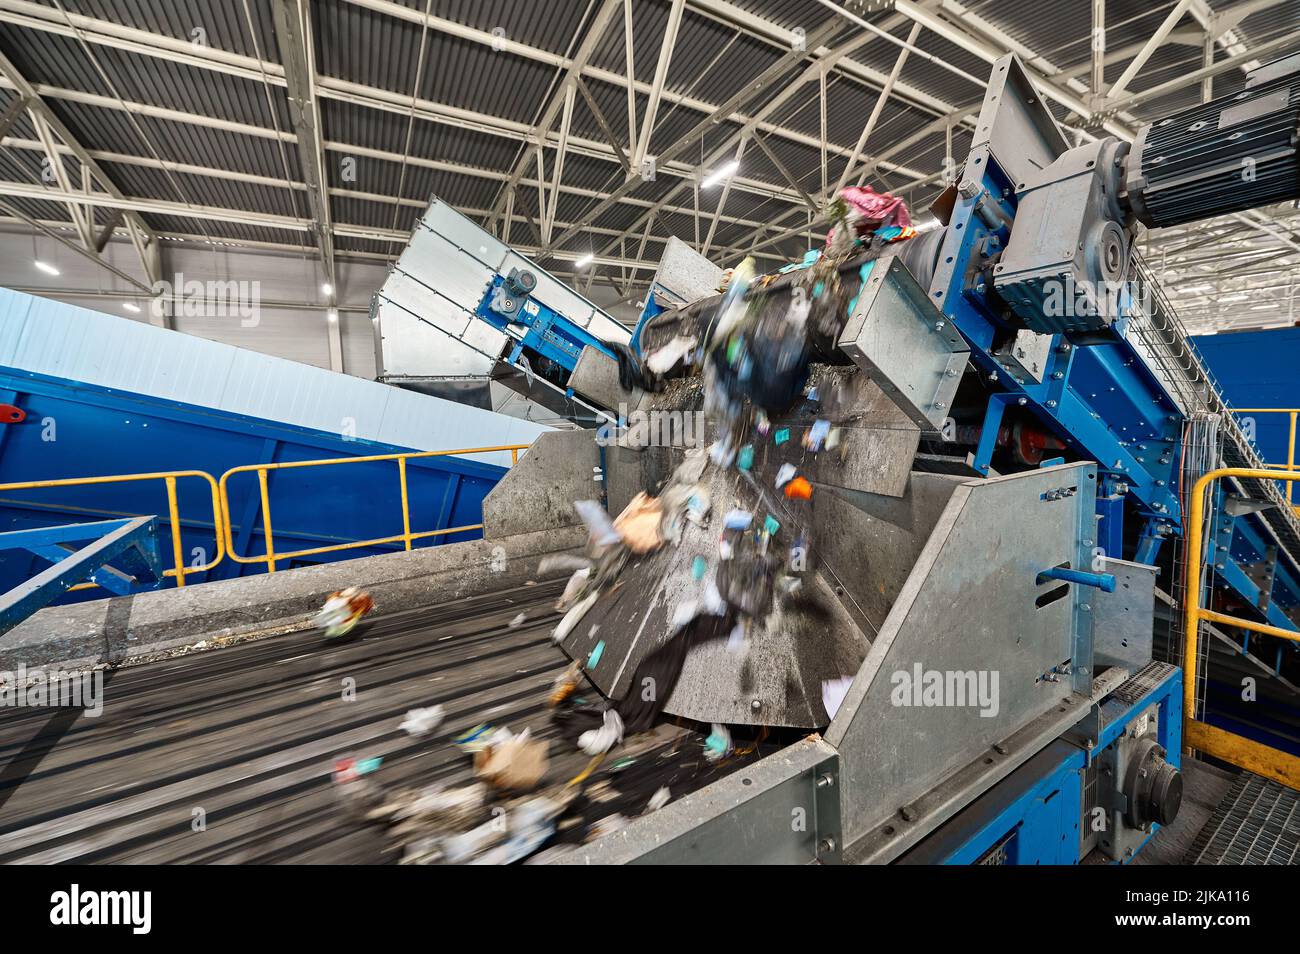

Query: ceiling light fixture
[701,160,740,188]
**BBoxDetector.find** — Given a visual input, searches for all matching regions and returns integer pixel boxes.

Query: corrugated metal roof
[0,0,1292,281]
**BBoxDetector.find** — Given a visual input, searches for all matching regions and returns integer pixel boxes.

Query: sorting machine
[370,198,630,422]
[542,51,1300,864]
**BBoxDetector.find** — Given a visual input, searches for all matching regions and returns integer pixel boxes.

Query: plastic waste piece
[764,514,781,535]
[399,704,445,737]
[737,444,754,471]
[805,419,831,452]
[775,463,797,488]
[774,427,790,445]
[573,499,621,547]
[587,639,606,669]
[557,566,590,610]
[538,553,593,576]
[685,491,711,525]
[578,708,624,755]
[613,492,664,553]
[822,676,855,721]
[646,786,671,813]
[550,662,583,707]
[474,728,549,792]
[314,587,374,638]
[553,590,598,644]
[645,335,697,375]
[723,509,753,531]
[703,724,732,762]
[784,476,813,500]
[691,555,708,580]
[727,621,746,652]
[709,434,738,468]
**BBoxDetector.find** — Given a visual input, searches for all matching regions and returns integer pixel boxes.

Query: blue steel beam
[919,66,1299,646]
[0,515,162,635]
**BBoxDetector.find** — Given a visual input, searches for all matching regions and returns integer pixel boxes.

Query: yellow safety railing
[1232,408,1299,513]
[1185,466,1300,791]
[217,444,529,572]
[0,470,225,589]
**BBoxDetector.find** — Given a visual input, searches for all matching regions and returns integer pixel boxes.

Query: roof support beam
[0,47,161,288]
[270,0,335,291]
[0,92,26,139]
[702,137,748,256]
[0,134,791,252]
[486,0,622,234]
[28,109,93,248]
[1090,0,1105,98]
[1105,0,1196,102]
[750,134,816,215]
[1189,0,1279,74]
[622,0,638,160]
[835,21,922,194]
[1103,31,1298,112]
[578,15,866,261]
[540,12,850,258]
[0,197,149,291]
[545,83,576,246]
[574,75,631,175]
[632,0,684,174]
[687,0,962,118]
[0,179,787,267]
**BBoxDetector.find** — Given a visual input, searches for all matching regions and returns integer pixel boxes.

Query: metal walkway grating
[1185,772,1300,864]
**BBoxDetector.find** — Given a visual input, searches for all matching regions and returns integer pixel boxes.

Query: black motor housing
[1126,52,1300,228]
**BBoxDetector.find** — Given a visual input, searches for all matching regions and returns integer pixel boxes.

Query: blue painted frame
[931,667,1182,865]
[475,276,616,373]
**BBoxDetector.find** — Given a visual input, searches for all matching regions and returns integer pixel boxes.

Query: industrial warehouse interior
[0,0,1298,905]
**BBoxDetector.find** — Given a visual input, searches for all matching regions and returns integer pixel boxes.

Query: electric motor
[1126,52,1300,228]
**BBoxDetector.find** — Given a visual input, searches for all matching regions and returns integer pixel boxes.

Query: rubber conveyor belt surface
[0,581,576,863]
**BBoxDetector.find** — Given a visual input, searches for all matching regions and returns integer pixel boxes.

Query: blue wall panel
[0,367,506,600]
[1193,327,1300,468]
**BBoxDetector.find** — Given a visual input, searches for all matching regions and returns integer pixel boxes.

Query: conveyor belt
[0,581,571,862]
[0,579,763,863]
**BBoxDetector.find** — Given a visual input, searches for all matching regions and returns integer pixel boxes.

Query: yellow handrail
[0,470,225,589]
[1232,408,1299,511]
[217,444,529,572]
[1184,465,1300,790]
